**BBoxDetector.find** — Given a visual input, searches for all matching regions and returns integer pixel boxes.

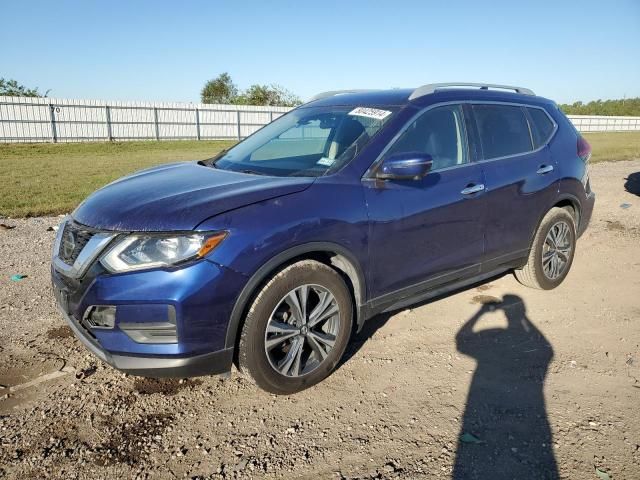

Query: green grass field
[1,132,639,218]
[0,140,234,217]
[583,131,640,163]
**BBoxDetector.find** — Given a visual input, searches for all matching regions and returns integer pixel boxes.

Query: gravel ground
[1,160,639,479]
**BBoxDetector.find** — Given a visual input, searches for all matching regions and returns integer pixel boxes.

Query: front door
[363,104,485,301]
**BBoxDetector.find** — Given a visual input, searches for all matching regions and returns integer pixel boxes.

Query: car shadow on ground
[340,287,559,479]
[340,272,510,366]
[624,172,640,196]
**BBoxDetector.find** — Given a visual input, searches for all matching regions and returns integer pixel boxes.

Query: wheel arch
[526,193,582,257]
[554,195,581,227]
[224,242,367,352]
[515,196,579,289]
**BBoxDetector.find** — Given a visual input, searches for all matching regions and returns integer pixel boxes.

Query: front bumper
[51,224,249,377]
[61,306,233,377]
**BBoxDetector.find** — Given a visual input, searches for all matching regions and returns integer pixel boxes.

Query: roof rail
[308,89,376,102]
[409,82,535,100]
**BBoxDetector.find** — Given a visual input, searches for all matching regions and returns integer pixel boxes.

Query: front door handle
[461,183,485,195]
[536,165,554,174]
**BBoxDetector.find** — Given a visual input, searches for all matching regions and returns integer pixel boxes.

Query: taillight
[577,136,591,162]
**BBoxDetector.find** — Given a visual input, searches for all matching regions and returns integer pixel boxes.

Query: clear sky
[2,0,639,104]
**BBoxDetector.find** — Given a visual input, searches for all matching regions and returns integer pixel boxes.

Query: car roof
[306,89,414,107]
[305,84,555,109]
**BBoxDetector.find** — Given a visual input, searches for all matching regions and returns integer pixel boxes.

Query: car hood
[72,162,315,231]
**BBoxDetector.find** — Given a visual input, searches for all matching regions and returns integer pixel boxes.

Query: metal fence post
[48,104,57,143]
[236,110,242,140]
[269,111,274,123]
[105,105,113,141]
[153,107,160,141]
[195,108,201,140]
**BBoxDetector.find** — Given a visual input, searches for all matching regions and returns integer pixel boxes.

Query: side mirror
[376,152,433,180]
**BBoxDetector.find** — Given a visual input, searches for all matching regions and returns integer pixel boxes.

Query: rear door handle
[461,183,485,195]
[536,165,554,174]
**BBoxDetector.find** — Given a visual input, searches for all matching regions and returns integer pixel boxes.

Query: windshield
[209,105,396,177]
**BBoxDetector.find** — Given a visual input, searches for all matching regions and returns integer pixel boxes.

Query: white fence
[0,96,290,143]
[1,96,639,143]
[566,115,640,132]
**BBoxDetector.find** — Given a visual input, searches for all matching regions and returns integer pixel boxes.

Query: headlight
[100,232,226,273]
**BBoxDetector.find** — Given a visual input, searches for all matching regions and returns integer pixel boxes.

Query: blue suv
[52,83,595,394]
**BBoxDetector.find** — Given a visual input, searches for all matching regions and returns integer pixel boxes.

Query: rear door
[472,103,559,267]
[363,104,485,300]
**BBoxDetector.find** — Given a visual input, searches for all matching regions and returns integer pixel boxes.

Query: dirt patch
[605,219,627,232]
[605,219,639,235]
[0,364,53,389]
[0,362,72,413]
[1,417,84,476]
[2,409,171,472]
[133,378,202,396]
[475,283,494,292]
[93,413,174,466]
[470,294,501,305]
[46,325,73,339]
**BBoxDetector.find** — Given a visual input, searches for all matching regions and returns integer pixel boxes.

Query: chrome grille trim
[59,221,94,265]
[52,217,117,279]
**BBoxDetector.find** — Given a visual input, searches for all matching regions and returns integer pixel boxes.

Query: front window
[383,105,467,171]
[209,105,396,177]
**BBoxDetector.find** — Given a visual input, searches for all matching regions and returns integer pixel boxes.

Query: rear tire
[238,260,353,394]
[515,207,576,290]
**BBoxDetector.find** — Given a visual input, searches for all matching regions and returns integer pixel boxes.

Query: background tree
[201,73,301,106]
[200,72,238,104]
[0,77,47,97]
[559,98,640,116]
[238,84,301,107]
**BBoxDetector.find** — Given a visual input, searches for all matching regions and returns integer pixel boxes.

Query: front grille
[58,221,96,266]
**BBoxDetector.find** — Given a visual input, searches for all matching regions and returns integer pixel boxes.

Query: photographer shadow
[453,294,559,480]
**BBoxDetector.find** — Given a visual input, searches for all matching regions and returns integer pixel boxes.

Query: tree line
[558,98,640,116]
[3,75,639,114]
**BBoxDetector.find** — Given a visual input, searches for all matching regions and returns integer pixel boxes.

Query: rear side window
[527,107,555,148]
[473,105,533,160]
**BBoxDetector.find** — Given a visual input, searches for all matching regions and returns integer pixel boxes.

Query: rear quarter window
[527,107,556,148]
[473,104,533,160]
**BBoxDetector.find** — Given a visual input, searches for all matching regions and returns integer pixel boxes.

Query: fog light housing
[119,321,178,344]
[119,306,178,344]
[83,305,116,329]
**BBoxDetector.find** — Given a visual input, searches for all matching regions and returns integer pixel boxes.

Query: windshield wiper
[288,170,321,177]
[239,169,270,176]
[199,149,230,168]
[198,160,216,168]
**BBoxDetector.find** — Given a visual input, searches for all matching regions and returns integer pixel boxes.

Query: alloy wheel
[542,220,572,280]
[264,284,340,377]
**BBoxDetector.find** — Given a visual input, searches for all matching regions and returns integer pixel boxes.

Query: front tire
[515,207,577,290]
[238,260,353,394]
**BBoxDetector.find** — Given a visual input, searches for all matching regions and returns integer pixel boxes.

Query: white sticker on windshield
[317,157,335,166]
[348,107,392,120]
